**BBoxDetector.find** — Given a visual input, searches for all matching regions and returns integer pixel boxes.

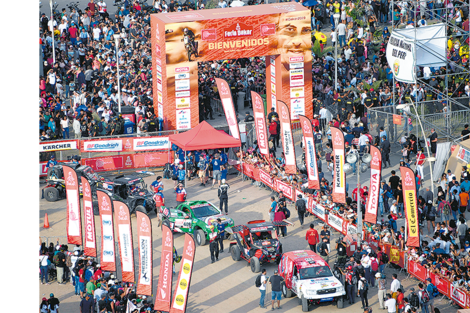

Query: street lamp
[113,33,126,113]
[344,150,371,248]
[396,100,436,195]
[49,0,55,65]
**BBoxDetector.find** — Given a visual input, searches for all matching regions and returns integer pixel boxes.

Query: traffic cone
[44,213,50,229]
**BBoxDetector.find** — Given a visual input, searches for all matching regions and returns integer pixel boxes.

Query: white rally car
[279,250,345,312]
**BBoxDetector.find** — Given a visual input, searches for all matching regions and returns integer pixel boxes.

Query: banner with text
[63,166,82,245]
[331,127,346,204]
[136,211,153,296]
[278,100,296,174]
[114,201,135,283]
[386,32,416,83]
[400,166,420,247]
[97,190,116,272]
[364,145,382,224]
[299,115,320,189]
[81,177,97,257]
[215,78,241,140]
[155,225,174,312]
[251,91,269,156]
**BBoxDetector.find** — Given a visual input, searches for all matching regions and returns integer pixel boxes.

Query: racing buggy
[43,163,101,202]
[229,220,284,273]
[279,250,346,312]
[161,200,234,246]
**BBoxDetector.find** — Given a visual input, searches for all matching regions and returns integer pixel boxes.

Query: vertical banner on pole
[277,100,297,174]
[299,115,320,189]
[251,91,269,156]
[170,233,196,313]
[113,201,135,283]
[136,211,153,296]
[364,146,382,224]
[400,166,420,247]
[63,165,82,245]
[81,177,96,257]
[330,127,346,203]
[97,190,116,272]
[154,224,174,312]
[215,78,240,140]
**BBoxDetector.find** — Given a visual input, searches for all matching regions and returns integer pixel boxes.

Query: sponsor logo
[219,82,230,96]
[118,206,128,221]
[156,58,162,66]
[175,73,190,80]
[103,250,114,256]
[260,23,275,36]
[289,56,304,62]
[202,29,217,41]
[179,278,188,290]
[333,131,343,147]
[290,62,304,69]
[175,67,189,73]
[175,294,185,305]
[185,243,194,257]
[101,196,111,211]
[160,250,171,299]
[183,262,191,274]
[39,142,76,151]
[176,91,190,97]
[371,151,380,167]
[124,139,132,150]
[66,171,76,186]
[102,219,112,226]
[224,23,253,38]
[156,24,160,41]
[404,172,413,187]
[175,79,190,91]
[103,235,113,241]
[86,143,120,150]
[393,60,400,76]
[125,156,132,166]
[302,120,311,134]
[255,117,267,150]
[140,217,149,233]
[253,95,263,110]
[135,138,169,149]
[157,65,162,72]
[155,44,161,57]
[280,105,288,121]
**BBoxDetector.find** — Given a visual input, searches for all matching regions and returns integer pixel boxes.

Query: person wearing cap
[377,272,387,309]
[86,277,97,296]
[244,111,254,122]
[46,155,58,169]
[40,297,49,313]
[269,269,284,310]
[174,182,187,206]
[80,292,94,313]
[48,293,60,313]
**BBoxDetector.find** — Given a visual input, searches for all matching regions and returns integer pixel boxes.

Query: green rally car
[162,200,235,246]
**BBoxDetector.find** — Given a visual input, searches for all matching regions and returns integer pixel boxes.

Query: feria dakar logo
[371,151,380,167]
[118,206,128,221]
[66,171,76,186]
[224,23,253,38]
[101,196,111,211]
[254,95,263,110]
[260,24,276,36]
[404,172,414,187]
[302,120,311,134]
[124,139,132,150]
[185,242,194,257]
[220,82,230,96]
[164,231,172,247]
[140,217,149,233]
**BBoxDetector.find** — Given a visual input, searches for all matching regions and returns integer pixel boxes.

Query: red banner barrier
[430,272,450,297]
[84,152,171,172]
[275,179,293,200]
[243,163,257,180]
[259,169,274,189]
[451,285,467,307]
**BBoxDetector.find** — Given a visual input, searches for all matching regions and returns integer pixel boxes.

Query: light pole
[49,0,55,65]
[397,100,436,195]
[344,150,371,248]
[114,33,126,113]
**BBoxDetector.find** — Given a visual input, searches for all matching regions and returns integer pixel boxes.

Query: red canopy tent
[169,121,241,150]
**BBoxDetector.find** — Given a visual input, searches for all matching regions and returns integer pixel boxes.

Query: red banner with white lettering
[275,179,294,200]
[330,127,346,203]
[81,177,96,257]
[84,152,171,172]
[299,115,320,189]
[278,100,297,174]
[430,272,450,297]
[97,190,116,272]
[136,211,153,296]
[251,91,269,156]
[400,166,420,247]
[259,169,274,189]
[154,224,174,312]
[63,166,82,245]
[170,233,196,313]
[113,201,135,283]
[215,78,240,140]
[364,145,382,224]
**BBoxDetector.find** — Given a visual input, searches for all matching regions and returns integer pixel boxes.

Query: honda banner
[170,233,196,313]
[154,225,174,312]
[81,177,96,257]
[63,166,82,245]
[277,100,296,174]
[299,115,320,189]
[251,91,269,156]
[364,145,382,224]
[114,201,135,283]
[97,190,116,272]
[83,139,123,152]
[330,127,346,204]
[136,211,153,296]
[215,78,240,140]
[400,166,420,247]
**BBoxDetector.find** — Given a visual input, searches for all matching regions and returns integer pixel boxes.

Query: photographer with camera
[336,236,347,265]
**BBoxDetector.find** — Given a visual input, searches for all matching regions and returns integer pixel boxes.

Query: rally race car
[279,250,346,312]
[230,220,284,273]
[161,200,234,246]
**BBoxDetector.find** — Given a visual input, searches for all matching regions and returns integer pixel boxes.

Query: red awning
[169,121,241,150]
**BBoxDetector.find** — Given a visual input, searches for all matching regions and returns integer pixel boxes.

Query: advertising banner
[364,145,382,224]
[393,114,402,125]
[299,115,320,189]
[134,152,170,168]
[82,139,123,152]
[97,190,116,272]
[259,169,274,189]
[136,212,153,296]
[275,179,293,200]
[330,127,346,204]
[386,32,416,83]
[215,78,241,140]
[63,166,82,246]
[84,152,171,172]
[408,260,427,282]
[155,225,174,312]
[278,100,296,174]
[327,214,344,232]
[39,140,78,152]
[114,201,135,283]
[81,177,96,257]
[133,137,171,151]
[400,166,420,247]
[176,109,192,131]
[310,200,326,221]
[430,272,450,297]
[451,285,467,307]
[170,233,196,313]
[251,91,269,156]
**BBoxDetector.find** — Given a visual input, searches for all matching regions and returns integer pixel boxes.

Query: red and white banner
[259,169,274,189]
[114,201,135,283]
[82,139,123,152]
[215,78,240,140]
[154,225,174,312]
[299,115,320,189]
[63,166,82,245]
[84,152,171,172]
[170,233,196,313]
[400,166,420,247]
[277,100,296,174]
[136,211,153,296]
[39,140,78,152]
[327,213,345,232]
[97,190,116,272]
[275,179,294,200]
[451,285,467,307]
[364,145,382,224]
[81,177,97,257]
[330,127,346,204]
[251,91,269,156]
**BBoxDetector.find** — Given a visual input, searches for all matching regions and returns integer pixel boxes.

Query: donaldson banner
[97,190,116,272]
[278,100,296,174]
[251,91,269,156]
[137,212,153,296]
[114,201,135,283]
[400,166,420,247]
[215,78,240,140]
[386,32,416,83]
[170,233,196,313]
[365,145,382,224]
[63,166,82,245]
[330,127,346,204]
[81,177,96,257]
[154,225,174,312]
[299,115,320,189]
